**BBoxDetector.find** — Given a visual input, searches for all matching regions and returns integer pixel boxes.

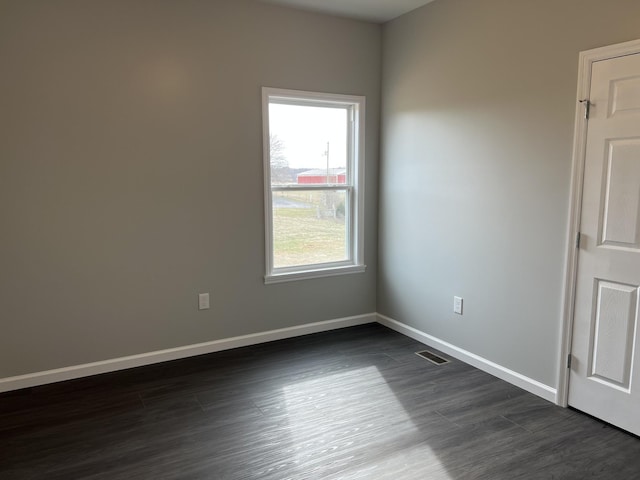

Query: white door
[569,51,640,435]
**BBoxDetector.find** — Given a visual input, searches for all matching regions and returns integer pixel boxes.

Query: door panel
[590,280,637,389]
[600,139,640,249]
[569,51,640,435]
[609,75,640,116]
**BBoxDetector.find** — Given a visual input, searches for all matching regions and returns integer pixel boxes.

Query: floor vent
[415,350,450,365]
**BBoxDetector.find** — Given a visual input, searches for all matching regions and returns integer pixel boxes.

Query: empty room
[2,0,640,478]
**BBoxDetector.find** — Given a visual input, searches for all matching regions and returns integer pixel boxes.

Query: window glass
[263,88,365,283]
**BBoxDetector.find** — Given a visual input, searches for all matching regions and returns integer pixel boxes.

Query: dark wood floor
[1,323,639,479]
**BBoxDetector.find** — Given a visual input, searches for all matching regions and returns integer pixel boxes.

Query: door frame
[557,38,640,407]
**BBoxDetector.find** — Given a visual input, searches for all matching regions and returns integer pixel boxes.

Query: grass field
[273,192,346,268]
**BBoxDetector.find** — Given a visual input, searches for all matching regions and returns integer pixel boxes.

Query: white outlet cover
[198,293,210,310]
[453,296,463,315]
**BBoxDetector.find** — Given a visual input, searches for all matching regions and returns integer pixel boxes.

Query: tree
[270,134,291,184]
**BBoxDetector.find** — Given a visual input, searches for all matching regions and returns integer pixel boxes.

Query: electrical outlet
[198,293,210,310]
[453,296,463,315]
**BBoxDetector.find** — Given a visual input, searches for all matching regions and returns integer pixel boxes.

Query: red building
[297,168,347,184]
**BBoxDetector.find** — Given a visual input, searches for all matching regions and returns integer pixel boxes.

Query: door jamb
[557,38,640,407]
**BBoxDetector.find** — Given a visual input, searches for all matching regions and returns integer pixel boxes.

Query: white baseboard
[377,314,558,404]
[0,313,376,394]
[0,312,559,403]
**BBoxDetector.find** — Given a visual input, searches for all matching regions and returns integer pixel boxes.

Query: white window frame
[262,87,366,284]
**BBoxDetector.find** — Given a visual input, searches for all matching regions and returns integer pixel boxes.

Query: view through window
[263,88,365,282]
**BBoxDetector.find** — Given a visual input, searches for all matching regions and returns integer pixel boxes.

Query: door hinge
[567,354,572,369]
[576,232,581,249]
[579,99,591,119]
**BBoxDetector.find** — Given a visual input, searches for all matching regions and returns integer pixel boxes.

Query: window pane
[273,190,348,268]
[269,103,348,186]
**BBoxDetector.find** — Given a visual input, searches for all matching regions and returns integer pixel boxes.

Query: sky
[269,103,348,170]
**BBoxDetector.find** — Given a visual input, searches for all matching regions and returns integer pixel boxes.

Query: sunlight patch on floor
[281,366,452,479]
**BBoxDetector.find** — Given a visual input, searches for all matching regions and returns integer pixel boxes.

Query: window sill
[264,264,367,285]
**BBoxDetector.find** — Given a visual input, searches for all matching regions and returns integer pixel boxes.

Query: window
[262,88,365,283]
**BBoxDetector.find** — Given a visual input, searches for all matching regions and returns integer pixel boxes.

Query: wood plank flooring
[1,323,639,479]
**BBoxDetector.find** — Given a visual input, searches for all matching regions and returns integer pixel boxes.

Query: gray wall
[379,0,640,387]
[0,0,380,378]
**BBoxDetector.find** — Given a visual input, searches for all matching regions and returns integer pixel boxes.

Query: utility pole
[323,141,330,183]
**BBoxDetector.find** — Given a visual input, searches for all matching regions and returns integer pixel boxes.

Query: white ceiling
[259,0,436,23]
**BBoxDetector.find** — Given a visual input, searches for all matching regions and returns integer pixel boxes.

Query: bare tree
[270,134,291,184]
